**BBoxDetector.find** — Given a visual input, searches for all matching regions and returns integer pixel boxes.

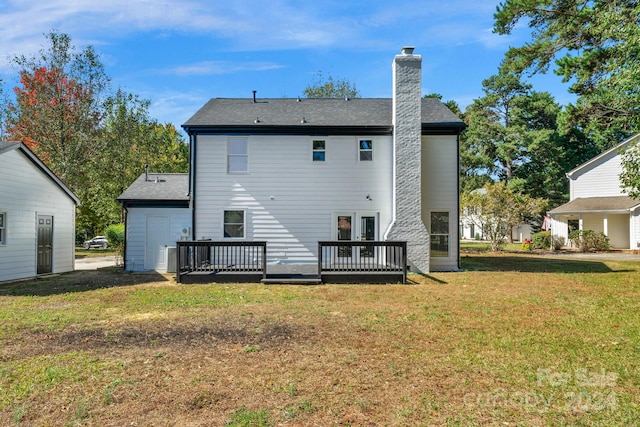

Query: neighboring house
[119,47,465,273]
[549,133,640,250]
[0,141,80,282]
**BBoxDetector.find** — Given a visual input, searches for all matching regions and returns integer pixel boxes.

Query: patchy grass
[75,248,118,259]
[461,240,534,253]
[1,254,639,425]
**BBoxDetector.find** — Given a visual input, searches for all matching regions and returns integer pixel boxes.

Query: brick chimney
[385,47,430,273]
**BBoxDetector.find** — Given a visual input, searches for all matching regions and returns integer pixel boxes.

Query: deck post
[176,242,182,283]
[261,241,267,280]
[317,242,323,280]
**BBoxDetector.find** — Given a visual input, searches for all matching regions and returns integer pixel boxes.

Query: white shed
[0,142,80,282]
[117,173,191,272]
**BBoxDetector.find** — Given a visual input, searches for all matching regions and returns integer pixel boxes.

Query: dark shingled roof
[549,196,640,214]
[182,97,464,132]
[117,173,189,206]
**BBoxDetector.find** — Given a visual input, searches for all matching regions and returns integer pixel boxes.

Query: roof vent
[297,96,301,102]
[254,117,260,123]
[300,116,307,124]
[401,46,415,55]
[252,90,257,103]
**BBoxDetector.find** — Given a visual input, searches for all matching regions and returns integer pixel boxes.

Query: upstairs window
[312,140,326,162]
[359,139,373,161]
[0,212,5,245]
[223,210,245,239]
[228,138,248,173]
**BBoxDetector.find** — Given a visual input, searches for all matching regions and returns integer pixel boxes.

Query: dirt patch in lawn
[1,261,639,426]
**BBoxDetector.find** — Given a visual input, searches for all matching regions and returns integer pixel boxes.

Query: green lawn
[75,247,118,258]
[1,254,639,426]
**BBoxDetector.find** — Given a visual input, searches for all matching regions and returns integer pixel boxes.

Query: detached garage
[0,141,80,282]
[117,173,191,272]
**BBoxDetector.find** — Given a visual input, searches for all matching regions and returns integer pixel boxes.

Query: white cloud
[165,61,284,76]
[150,91,205,128]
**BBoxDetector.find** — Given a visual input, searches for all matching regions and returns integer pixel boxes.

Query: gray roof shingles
[549,196,640,214]
[182,97,463,128]
[117,173,189,202]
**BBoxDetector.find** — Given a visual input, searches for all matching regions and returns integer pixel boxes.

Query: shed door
[37,215,53,274]
[145,216,169,270]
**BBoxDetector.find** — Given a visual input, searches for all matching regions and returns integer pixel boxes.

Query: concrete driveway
[75,256,119,270]
[544,251,640,262]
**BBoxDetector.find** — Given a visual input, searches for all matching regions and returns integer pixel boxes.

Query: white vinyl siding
[570,151,626,199]
[633,210,640,249]
[0,149,76,282]
[194,134,393,263]
[422,135,459,270]
[124,207,192,272]
[606,214,630,249]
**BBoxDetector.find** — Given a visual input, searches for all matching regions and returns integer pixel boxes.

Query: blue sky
[0,0,576,134]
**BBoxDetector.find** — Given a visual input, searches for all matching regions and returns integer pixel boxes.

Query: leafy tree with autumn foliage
[3,31,189,237]
[5,31,108,191]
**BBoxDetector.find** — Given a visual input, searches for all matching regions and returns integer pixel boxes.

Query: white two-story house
[118,47,465,274]
[549,133,640,250]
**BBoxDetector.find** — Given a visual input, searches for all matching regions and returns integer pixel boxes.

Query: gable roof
[0,141,80,205]
[182,97,465,136]
[117,173,189,208]
[549,196,640,215]
[567,133,640,179]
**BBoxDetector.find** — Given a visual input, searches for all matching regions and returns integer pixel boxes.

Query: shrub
[568,229,610,252]
[105,223,125,260]
[552,236,565,250]
[532,231,552,250]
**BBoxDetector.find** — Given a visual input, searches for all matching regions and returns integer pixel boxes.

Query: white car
[83,236,109,249]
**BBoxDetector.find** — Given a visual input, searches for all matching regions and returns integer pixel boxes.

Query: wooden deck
[176,240,407,284]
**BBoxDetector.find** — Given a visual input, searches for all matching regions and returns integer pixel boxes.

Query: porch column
[603,213,608,236]
[579,214,583,231]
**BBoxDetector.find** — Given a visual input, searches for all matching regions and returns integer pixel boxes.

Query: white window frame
[312,139,327,162]
[0,212,5,245]
[430,211,450,258]
[227,137,249,173]
[223,209,246,239]
[358,138,373,162]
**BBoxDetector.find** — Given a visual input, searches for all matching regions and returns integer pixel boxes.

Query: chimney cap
[401,46,415,55]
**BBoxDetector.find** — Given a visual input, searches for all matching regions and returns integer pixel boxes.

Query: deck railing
[176,240,267,283]
[318,241,407,283]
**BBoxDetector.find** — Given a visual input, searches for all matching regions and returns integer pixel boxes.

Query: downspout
[190,132,197,240]
[122,206,128,270]
[457,132,461,271]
